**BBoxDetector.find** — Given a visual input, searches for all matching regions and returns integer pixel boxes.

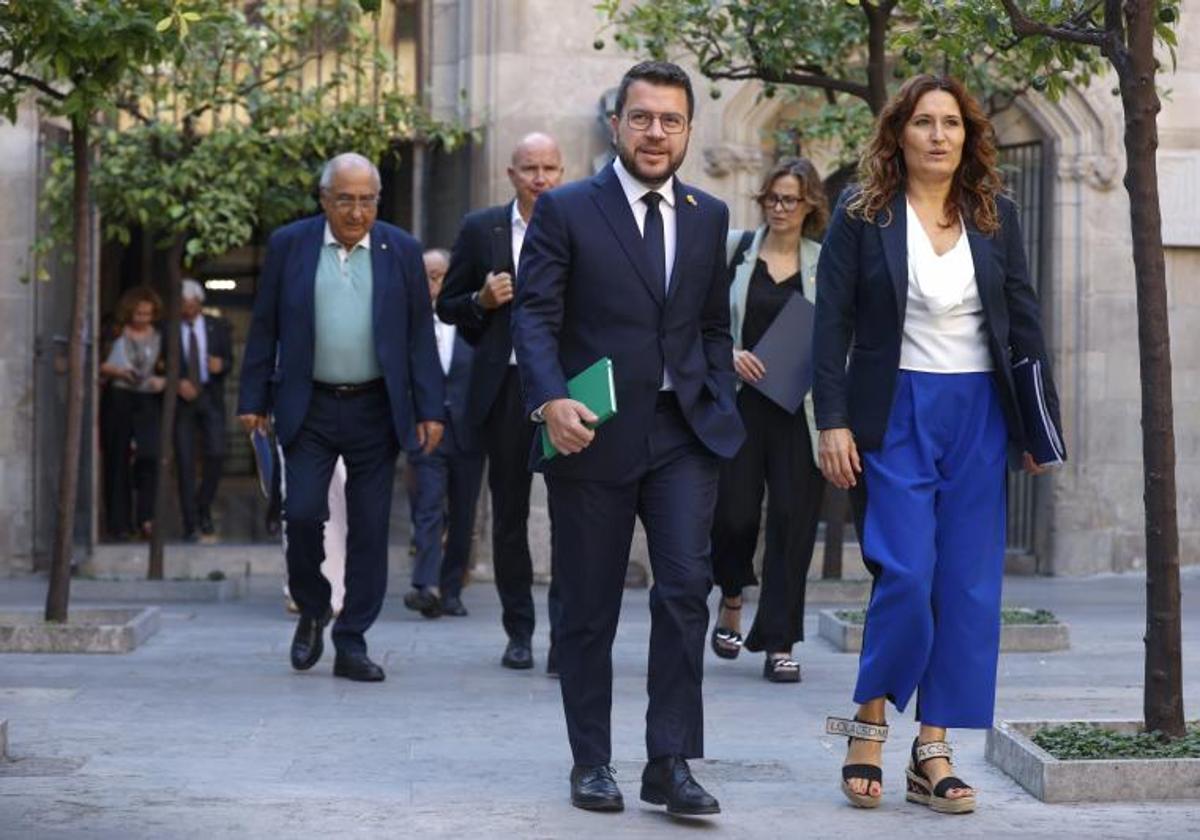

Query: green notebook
[541,357,618,460]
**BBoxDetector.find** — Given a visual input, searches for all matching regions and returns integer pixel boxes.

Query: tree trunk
[148,236,185,580]
[44,119,92,623]
[1115,3,1185,738]
[862,0,896,115]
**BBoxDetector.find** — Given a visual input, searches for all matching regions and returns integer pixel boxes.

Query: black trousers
[283,384,399,656]
[101,387,161,536]
[481,367,540,642]
[174,384,227,533]
[547,394,719,766]
[711,387,825,652]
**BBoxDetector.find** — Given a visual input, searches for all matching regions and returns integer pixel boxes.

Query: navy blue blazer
[237,214,444,448]
[440,329,480,455]
[812,188,1062,456]
[512,163,745,482]
[435,202,515,426]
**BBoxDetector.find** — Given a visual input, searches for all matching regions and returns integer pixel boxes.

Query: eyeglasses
[329,194,380,212]
[625,109,688,134]
[761,193,805,212]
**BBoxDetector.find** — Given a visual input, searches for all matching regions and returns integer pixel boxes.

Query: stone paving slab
[0,571,1197,837]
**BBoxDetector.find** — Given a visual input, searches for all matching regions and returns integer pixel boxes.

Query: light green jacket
[725,226,822,466]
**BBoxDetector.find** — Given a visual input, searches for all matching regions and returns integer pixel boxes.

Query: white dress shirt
[508,201,527,365]
[434,316,456,377]
[181,313,209,384]
[899,201,992,373]
[612,157,676,390]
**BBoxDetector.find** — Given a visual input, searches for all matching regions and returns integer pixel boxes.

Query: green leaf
[157,16,174,32]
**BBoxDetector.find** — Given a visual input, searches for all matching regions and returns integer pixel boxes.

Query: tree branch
[705,66,871,102]
[0,66,67,101]
[182,55,316,122]
[997,0,1107,46]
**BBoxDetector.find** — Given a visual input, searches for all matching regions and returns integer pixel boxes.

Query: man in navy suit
[437,132,565,671]
[173,278,234,541]
[513,62,744,815]
[238,153,444,682]
[403,248,485,619]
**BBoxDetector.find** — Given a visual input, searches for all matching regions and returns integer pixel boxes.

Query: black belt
[312,378,385,395]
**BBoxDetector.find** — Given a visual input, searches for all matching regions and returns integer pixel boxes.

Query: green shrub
[1032,723,1200,760]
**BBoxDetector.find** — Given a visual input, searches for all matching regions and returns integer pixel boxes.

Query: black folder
[1012,356,1067,467]
[746,291,815,415]
[250,428,274,499]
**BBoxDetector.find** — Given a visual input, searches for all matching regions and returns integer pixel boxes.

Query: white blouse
[899,201,993,373]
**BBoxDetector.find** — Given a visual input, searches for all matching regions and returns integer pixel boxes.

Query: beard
[615,140,687,188]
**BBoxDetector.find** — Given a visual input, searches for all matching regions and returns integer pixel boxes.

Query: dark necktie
[641,192,666,295]
[186,323,201,385]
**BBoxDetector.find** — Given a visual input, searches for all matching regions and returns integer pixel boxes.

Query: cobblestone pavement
[1,568,1198,838]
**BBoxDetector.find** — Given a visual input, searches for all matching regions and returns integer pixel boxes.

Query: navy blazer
[237,214,444,448]
[512,163,745,482]
[441,329,480,455]
[812,188,1062,456]
[173,314,233,401]
[435,202,515,426]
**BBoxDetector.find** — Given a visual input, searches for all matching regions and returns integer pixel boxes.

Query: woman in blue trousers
[813,75,1063,814]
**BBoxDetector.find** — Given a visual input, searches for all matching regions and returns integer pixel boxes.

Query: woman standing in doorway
[814,75,1062,813]
[709,157,829,683]
[100,286,166,540]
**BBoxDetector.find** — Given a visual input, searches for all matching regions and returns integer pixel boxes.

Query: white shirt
[508,201,527,365]
[899,201,992,373]
[181,313,209,384]
[323,223,371,264]
[612,157,676,389]
[434,316,456,377]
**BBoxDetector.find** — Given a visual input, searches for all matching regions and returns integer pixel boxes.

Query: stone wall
[0,99,40,575]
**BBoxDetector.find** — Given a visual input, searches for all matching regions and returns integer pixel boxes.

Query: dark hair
[848,74,1004,234]
[115,286,163,326]
[754,157,830,240]
[615,60,695,120]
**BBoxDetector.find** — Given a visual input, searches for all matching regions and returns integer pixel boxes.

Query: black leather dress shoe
[333,651,386,682]
[403,587,442,618]
[546,645,559,678]
[570,764,624,812]
[640,756,720,816]
[501,638,533,670]
[440,593,468,617]
[198,510,215,536]
[290,609,332,671]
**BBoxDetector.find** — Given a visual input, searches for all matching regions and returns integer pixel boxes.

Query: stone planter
[818,608,1070,653]
[0,607,161,654]
[72,577,242,602]
[987,720,1200,802]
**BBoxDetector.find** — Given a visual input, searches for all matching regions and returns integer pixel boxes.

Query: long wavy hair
[847,74,1004,234]
[754,157,830,240]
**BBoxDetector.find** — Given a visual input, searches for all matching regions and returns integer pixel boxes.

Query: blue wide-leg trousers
[853,371,1008,729]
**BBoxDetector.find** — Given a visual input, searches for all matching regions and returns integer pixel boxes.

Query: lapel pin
[381,242,388,250]
[685,194,697,207]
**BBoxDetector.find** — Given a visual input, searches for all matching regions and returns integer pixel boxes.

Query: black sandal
[763,653,800,683]
[709,598,743,660]
[905,737,976,814]
[826,716,888,808]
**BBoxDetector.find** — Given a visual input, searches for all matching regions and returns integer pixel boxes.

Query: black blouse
[743,258,803,350]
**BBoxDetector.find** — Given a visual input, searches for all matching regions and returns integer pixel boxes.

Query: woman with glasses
[815,75,1061,813]
[100,286,166,540]
[708,157,829,683]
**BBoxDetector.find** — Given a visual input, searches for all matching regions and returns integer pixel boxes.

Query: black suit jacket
[436,201,516,426]
[812,188,1062,458]
[171,314,234,406]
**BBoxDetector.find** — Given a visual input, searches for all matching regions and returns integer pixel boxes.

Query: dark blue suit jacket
[237,214,444,448]
[440,328,480,455]
[812,189,1062,457]
[435,202,515,426]
[512,163,745,482]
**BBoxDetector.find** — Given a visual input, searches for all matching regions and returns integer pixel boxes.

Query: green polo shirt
[312,225,382,384]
